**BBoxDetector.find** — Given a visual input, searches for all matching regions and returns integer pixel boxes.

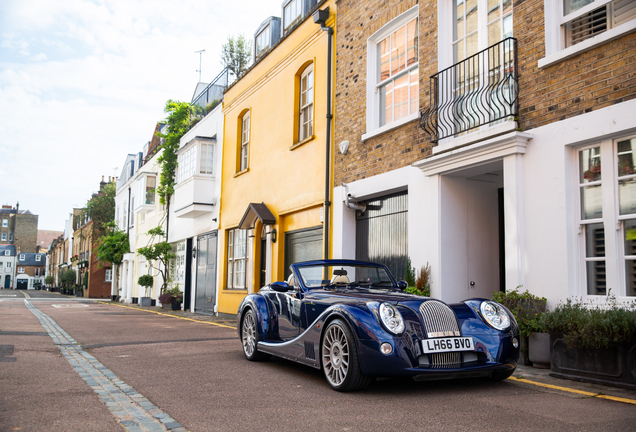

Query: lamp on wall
[270,229,277,243]
[192,247,197,259]
[339,140,349,155]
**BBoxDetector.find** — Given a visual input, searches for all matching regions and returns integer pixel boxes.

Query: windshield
[296,264,395,289]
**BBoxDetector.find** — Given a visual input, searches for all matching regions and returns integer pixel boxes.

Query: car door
[265,282,303,341]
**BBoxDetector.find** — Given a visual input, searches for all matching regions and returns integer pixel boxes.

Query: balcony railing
[191,68,229,115]
[420,38,518,143]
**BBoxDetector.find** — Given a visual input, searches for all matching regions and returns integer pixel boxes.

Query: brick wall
[334,0,437,185]
[14,214,38,253]
[515,0,636,131]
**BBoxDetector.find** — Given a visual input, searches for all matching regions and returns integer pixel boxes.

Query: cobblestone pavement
[24,299,188,432]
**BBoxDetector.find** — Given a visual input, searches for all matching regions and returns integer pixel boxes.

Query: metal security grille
[430,352,462,369]
[419,301,461,338]
[567,5,608,46]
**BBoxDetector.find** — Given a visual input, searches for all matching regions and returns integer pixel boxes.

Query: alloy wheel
[242,312,256,357]
[322,323,350,387]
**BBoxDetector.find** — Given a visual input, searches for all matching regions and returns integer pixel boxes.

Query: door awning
[238,202,276,230]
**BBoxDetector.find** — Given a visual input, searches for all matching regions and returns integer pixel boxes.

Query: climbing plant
[137,226,176,295]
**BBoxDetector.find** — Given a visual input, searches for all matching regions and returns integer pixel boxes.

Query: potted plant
[137,274,154,306]
[540,294,636,389]
[404,263,431,297]
[492,288,548,367]
[159,286,183,311]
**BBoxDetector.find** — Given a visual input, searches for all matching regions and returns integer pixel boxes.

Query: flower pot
[528,332,550,368]
[171,300,182,311]
[139,297,152,307]
[550,334,636,390]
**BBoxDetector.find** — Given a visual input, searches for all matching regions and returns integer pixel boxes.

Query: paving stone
[142,422,167,432]
[164,422,182,429]
[153,413,169,419]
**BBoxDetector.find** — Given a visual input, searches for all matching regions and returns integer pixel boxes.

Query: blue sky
[0,0,282,230]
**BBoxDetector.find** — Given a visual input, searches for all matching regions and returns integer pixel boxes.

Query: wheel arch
[238,295,270,341]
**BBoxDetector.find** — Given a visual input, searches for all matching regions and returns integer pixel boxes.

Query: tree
[86,181,116,237]
[221,34,252,80]
[61,269,77,287]
[44,275,54,286]
[97,222,130,299]
[137,226,176,295]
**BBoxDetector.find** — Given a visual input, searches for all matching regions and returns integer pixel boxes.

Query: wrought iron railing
[420,38,518,143]
[191,67,229,114]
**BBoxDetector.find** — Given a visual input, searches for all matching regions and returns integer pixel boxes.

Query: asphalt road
[2,290,636,432]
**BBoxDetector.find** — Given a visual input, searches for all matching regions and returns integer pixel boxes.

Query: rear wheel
[321,319,370,392]
[240,308,268,361]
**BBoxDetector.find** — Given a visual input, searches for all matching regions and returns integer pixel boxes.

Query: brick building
[0,203,38,253]
[332,0,636,306]
[14,252,46,289]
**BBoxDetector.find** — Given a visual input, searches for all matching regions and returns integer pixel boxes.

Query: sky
[0,0,283,230]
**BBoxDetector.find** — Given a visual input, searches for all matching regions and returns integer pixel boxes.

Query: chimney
[100,176,107,191]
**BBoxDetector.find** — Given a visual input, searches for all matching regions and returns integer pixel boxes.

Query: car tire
[489,368,515,381]
[321,319,370,392]
[240,308,269,361]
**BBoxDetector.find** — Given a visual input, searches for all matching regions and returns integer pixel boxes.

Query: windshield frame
[290,260,398,291]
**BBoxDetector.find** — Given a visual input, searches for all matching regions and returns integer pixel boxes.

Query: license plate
[422,337,474,354]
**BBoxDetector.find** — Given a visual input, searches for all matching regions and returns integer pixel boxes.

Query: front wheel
[321,319,370,392]
[240,308,268,361]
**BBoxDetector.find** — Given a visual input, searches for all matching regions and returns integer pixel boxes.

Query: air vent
[419,301,461,338]
[567,5,608,46]
[304,341,315,360]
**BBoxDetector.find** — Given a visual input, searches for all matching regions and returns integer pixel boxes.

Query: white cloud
[0,0,284,229]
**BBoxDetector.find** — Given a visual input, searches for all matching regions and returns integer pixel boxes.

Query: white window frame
[200,142,215,175]
[283,0,303,29]
[177,145,196,183]
[6,262,11,269]
[364,6,419,141]
[299,64,314,142]
[227,228,248,290]
[255,25,271,57]
[540,0,636,68]
[18,266,24,273]
[576,133,636,300]
[35,268,40,277]
[19,254,25,261]
[1,233,6,241]
[105,269,112,282]
[4,250,9,256]
[240,111,250,172]
[2,219,7,227]
[8,233,12,241]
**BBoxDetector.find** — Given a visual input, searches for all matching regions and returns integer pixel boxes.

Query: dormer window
[256,25,271,56]
[19,254,25,261]
[36,255,41,262]
[283,0,302,29]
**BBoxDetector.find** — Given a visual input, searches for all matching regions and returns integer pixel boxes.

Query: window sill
[362,112,420,141]
[290,135,315,151]
[224,289,248,294]
[539,20,636,69]
[233,168,250,178]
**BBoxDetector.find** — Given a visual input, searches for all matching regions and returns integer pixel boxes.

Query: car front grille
[430,352,462,368]
[419,300,461,338]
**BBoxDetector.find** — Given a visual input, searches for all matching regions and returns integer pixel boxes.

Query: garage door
[356,191,408,281]
[284,226,323,280]
[16,279,28,290]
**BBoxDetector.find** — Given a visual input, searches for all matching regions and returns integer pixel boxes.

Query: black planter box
[550,334,636,390]
[171,300,182,311]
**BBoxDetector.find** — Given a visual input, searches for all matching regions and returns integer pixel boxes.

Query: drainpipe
[342,183,366,213]
[314,7,333,266]
[127,186,131,235]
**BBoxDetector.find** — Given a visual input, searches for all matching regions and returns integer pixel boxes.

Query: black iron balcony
[420,38,518,144]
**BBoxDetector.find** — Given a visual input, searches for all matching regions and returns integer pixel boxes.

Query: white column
[111,263,118,299]
[331,185,357,260]
[503,153,525,291]
[266,225,273,285]
[125,258,134,303]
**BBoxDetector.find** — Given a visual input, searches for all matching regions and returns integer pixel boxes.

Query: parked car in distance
[237,259,520,391]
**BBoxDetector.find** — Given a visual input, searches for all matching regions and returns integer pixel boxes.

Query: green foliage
[82,271,88,287]
[221,34,252,79]
[44,275,55,286]
[404,257,416,287]
[416,263,431,292]
[97,222,129,266]
[61,269,77,287]
[492,288,547,338]
[86,181,116,237]
[156,100,193,206]
[540,295,636,349]
[137,227,176,295]
[405,286,430,297]
[159,287,182,306]
[138,274,154,288]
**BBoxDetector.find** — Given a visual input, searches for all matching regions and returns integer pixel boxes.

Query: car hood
[317,288,430,305]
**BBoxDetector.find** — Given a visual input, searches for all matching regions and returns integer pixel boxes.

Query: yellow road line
[507,376,636,405]
[96,301,236,329]
[22,291,31,299]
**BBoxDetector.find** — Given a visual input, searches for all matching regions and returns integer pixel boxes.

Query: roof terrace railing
[420,38,518,144]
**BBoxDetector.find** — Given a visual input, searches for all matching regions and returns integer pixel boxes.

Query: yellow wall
[218,1,336,315]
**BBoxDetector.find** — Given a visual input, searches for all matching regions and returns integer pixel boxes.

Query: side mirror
[270,281,293,292]
[397,281,407,290]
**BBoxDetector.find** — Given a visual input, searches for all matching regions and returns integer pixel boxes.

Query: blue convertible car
[237,260,520,391]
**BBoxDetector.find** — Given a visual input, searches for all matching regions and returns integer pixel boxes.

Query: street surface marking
[507,376,636,405]
[22,291,30,299]
[24,300,187,432]
[0,294,17,297]
[51,304,90,308]
[98,301,236,329]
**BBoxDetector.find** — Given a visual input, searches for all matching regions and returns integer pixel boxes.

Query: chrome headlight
[379,302,405,335]
[480,301,511,331]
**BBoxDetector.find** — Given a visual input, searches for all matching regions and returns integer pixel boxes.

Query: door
[260,235,267,289]
[356,191,408,280]
[16,279,28,290]
[284,226,323,280]
[195,231,217,315]
[4,275,10,289]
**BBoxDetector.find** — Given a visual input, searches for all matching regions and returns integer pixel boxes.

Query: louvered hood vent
[419,300,461,338]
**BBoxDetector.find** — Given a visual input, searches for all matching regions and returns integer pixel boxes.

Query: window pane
[466,32,479,58]
[619,178,636,215]
[579,146,601,183]
[488,20,501,46]
[378,37,391,82]
[617,138,636,177]
[409,69,419,114]
[564,0,595,15]
[502,13,513,39]
[380,81,393,126]
[393,73,409,121]
[624,219,636,256]
[406,19,418,66]
[581,185,602,219]
[585,223,605,258]
[466,0,479,34]
[391,26,406,76]
[488,0,500,23]
[586,260,607,295]
[626,259,636,296]
[503,0,512,13]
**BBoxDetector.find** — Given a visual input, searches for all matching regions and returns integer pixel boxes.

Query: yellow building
[218,0,336,315]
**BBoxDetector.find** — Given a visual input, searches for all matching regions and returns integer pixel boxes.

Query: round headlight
[379,302,405,335]
[480,301,511,331]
